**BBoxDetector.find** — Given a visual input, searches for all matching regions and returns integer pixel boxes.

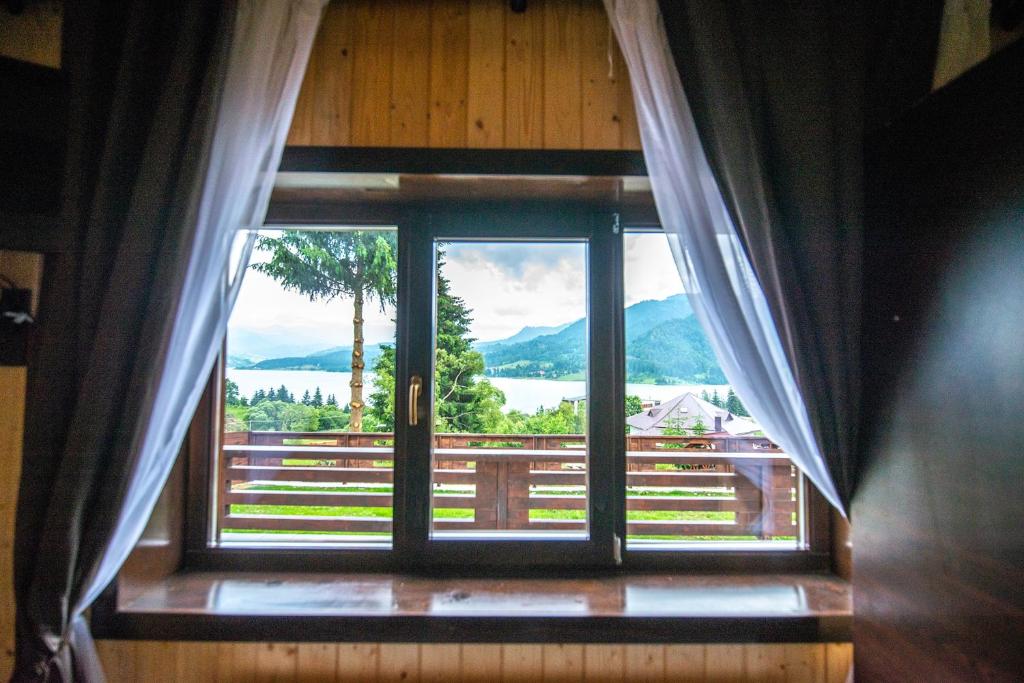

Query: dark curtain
[13,1,232,680]
[655,1,943,511]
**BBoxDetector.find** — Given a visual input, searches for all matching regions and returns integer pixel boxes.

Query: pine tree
[367,345,396,430]
[326,394,338,407]
[301,390,311,405]
[225,379,241,406]
[266,387,278,402]
[367,251,504,433]
[312,386,324,407]
[711,389,723,408]
[277,384,293,403]
[252,389,267,404]
[253,230,397,431]
[432,253,505,432]
[700,389,711,403]
[725,388,749,417]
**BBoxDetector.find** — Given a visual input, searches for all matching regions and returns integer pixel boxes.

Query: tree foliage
[253,230,397,431]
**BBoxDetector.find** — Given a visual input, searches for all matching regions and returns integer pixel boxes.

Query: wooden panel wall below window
[96,641,852,682]
[288,0,641,150]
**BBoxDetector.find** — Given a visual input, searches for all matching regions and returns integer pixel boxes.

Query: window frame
[180,147,833,575]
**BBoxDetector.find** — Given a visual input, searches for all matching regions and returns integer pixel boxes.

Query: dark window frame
[178,147,832,575]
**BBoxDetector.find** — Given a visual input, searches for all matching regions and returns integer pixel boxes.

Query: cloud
[228,230,687,355]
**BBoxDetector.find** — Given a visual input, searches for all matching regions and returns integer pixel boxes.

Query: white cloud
[228,230,686,356]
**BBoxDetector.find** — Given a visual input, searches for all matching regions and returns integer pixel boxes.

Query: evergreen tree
[266,387,278,402]
[301,390,312,405]
[367,251,505,433]
[225,379,240,406]
[710,389,724,408]
[252,389,267,404]
[367,344,396,431]
[700,389,711,403]
[277,384,293,403]
[253,230,397,431]
[326,393,338,407]
[312,386,324,407]
[625,394,644,418]
[725,388,749,417]
[433,253,505,432]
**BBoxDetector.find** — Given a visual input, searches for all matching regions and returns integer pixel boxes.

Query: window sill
[93,571,851,644]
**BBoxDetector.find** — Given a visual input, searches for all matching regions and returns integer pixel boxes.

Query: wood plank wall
[0,251,42,681]
[97,641,853,682]
[286,0,642,150]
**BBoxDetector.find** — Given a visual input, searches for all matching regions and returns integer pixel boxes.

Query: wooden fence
[217,432,797,541]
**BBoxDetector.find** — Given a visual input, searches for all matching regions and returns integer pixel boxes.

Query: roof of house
[625,391,762,436]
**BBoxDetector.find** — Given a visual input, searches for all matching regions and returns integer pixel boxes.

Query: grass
[226,480,786,542]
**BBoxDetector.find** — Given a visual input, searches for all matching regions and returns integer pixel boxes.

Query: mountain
[626,317,726,384]
[226,353,261,369]
[481,293,719,383]
[245,344,384,372]
[476,323,571,351]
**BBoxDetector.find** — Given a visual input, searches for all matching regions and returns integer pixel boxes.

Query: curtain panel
[607,0,943,514]
[605,0,849,512]
[13,2,325,681]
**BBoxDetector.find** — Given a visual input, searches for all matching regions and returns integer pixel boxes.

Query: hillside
[231,294,723,384]
[481,294,723,383]
[237,344,384,371]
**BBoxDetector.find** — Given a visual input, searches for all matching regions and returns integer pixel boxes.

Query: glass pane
[429,241,589,539]
[623,231,801,549]
[218,227,398,546]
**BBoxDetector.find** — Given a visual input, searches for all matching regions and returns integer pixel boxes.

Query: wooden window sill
[93,572,851,644]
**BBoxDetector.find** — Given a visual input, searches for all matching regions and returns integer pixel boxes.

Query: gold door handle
[408,374,423,426]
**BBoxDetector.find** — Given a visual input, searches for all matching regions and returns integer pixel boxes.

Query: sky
[228,230,685,360]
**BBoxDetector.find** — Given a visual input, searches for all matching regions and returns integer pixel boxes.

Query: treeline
[224,380,360,432]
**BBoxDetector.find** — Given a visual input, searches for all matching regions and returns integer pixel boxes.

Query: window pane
[218,227,398,546]
[623,231,801,549]
[429,241,589,539]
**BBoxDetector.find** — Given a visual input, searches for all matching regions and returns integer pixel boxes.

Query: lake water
[228,368,730,413]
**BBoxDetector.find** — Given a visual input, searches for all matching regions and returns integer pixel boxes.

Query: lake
[228,368,731,413]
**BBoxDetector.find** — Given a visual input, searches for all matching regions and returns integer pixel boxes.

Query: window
[187,153,827,573]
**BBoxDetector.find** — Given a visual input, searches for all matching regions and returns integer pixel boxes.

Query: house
[626,391,761,437]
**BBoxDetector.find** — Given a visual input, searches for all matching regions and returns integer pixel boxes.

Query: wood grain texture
[287,0,639,150]
[466,0,506,148]
[0,0,62,68]
[428,0,470,148]
[0,365,27,680]
[542,0,583,149]
[350,3,395,146]
[95,642,851,681]
[389,0,431,147]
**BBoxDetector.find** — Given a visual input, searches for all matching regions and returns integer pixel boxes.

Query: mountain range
[228,293,725,384]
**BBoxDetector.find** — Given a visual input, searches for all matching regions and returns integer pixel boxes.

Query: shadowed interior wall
[856,38,1024,682]
[286,0,641,150]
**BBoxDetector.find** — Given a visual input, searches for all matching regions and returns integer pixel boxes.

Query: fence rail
[217,432,797,541]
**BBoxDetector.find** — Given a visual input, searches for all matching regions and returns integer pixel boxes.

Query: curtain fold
[13,1,325,680]
[605,0,848,512]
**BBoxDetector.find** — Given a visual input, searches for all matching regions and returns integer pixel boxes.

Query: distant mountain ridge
[229,293,725,384]
[231,344,384,371]
[480,294,724,383]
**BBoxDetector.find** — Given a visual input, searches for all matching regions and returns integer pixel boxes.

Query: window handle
[408,374,423,426]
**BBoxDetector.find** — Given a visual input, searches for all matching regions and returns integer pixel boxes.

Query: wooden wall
[856,38,1024,682]
[0,1,62,68]
[286,0,641,150]
[0,251,42,681]
[96,641,852,682]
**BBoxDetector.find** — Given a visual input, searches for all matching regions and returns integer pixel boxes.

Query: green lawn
[224,481,792,541]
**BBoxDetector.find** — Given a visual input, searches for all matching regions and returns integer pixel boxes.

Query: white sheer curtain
[604,0,844,512]
[74,0,325,625]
